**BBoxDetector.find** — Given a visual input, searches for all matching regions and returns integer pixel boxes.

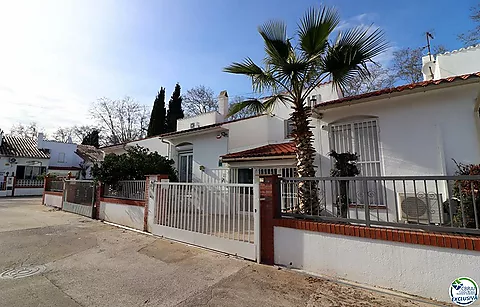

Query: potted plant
[329,150,360,218]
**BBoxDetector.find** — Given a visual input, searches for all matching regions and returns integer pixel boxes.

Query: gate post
[144,175,169,232]
[259,174,280,265]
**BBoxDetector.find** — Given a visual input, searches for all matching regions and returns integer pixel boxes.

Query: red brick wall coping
[99,197,145,207]
[274,218,480,252]
[43,191,63,196]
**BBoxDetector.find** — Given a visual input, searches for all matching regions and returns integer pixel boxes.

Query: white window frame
[58,152,66,163]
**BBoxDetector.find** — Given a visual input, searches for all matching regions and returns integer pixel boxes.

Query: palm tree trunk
[291,103,320,214]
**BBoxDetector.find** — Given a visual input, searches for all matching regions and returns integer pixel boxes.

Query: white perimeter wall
[99,201,145,230]
[44,193,62,208]
[316,83,480,177]
[14,188,43,196]
[274,226,480,302]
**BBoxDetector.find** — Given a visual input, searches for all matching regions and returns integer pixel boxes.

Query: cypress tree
[166,83,184,132]
[81,129,100,148]
[147,87,167,136]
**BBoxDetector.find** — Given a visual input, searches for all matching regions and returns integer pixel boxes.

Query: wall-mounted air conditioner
[397,193,443,224]
[190,122,200,129]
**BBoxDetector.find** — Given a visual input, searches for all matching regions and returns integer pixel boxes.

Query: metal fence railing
[15,179,45,187]
[280,175,480,235]
[103,180,146,200]
[154,182,257,243]
[46,180,64,192]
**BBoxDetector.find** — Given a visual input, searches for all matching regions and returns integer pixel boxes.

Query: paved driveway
[0,198,445,307]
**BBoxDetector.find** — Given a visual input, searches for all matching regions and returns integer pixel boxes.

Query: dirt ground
[0,198,447,307]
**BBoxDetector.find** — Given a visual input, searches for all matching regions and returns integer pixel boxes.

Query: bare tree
[391,47,423,84]
[90,97,149,145]
[183,85,218,117]
[227,96,262,120]
[458,4,480,47]
[391,44,447,84]
[52,127,73,142]
[342,64,396,97]
[9,122,45,139]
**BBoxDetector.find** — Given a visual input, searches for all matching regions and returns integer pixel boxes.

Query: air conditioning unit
[397,193,443,224]
[190,122,200,129]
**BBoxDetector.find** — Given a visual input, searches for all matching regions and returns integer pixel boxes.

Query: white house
[0,131,50,181]
[101,45,480,191]
[36,133,84,177]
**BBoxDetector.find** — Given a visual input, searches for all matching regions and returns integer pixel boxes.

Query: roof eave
[162,126,227,140]
[315,77,480,111]
[221,155,296,162]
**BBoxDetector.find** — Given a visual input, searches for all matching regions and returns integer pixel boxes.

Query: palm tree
[224,6,388,214]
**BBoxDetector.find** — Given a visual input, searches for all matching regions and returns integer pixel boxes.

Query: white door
[179,152,193,182]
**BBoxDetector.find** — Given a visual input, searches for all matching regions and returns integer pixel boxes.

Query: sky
[0,0,478,135]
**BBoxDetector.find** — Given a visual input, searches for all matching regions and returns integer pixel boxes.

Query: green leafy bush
[449,160,480,228]
[92,145,178,184]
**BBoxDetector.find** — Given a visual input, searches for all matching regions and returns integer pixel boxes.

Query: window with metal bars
[329,119,384,205]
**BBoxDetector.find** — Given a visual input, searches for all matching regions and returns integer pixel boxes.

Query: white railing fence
[154,182,256,243]
[15,179,44,187]
[103,180,146,200]
[280,175,480,235]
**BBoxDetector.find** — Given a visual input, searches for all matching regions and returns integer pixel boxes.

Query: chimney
[218,90,229,120]
[0,129,3,147]
[37,132,44,149]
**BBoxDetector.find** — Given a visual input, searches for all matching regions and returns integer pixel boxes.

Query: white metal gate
[150,181,259,261]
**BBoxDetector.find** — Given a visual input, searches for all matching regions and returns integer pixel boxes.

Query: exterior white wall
[316,83,480,177]
[42,140,83,169]
[177,112,223,132]
[128,137,170,157]
[226,115,287,153]
[99,201,145,230]
[171,132,228,181]
[272,82,342,120]
[0,157,50,180]
[14,187,43,196]
[274,226,480,303]
[422,45,480,81]
[44,193,62,208]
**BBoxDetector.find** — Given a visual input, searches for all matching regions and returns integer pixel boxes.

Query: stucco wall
[171,132,228,181]
[128,137,170,157]
[177,112,223,131]
[44,193,63,208]
[274,226,480,303]
[42,140,82,169]
[316,83,480,177]
[99,201,145,230]
[14,187,43,196]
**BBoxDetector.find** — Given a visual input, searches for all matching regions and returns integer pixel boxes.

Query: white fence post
[253,175,261,263]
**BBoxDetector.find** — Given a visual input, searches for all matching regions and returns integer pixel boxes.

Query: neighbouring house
[75,144,104,179]
[0,130,50,196]
[37,133,84,178]
[100,82,342,183]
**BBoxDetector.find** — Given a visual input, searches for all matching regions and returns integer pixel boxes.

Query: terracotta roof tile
[315,72,480,108]
[0,136,50,159]
[222,142,295,161]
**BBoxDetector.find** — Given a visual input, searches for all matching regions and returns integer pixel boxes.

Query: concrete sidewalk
[0,198,445,306]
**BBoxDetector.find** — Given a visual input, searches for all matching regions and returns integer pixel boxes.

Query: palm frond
[321,26,389,92]
[298,6,340,57]
[258,20,293,68]
[227,99,266,118]
[224,58,277,93]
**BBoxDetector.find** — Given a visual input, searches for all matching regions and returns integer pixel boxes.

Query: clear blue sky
[0,0,477,133]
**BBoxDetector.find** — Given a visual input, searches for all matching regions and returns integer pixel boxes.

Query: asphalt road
[0,198,445,307]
